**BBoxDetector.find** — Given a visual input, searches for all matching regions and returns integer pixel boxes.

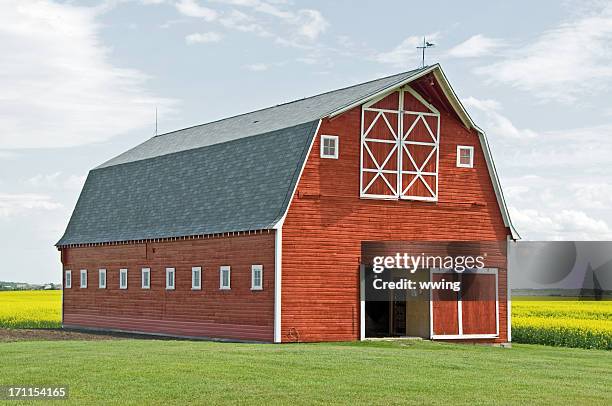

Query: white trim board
[273,223,283,343]
[431,334,498,340]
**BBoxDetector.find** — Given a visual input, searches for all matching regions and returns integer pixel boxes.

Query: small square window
[142,268,151,289]
[80,269,87,289]
[166,268,175,290]
[457,146,474,168]
[65,270,72,289]
[320,135,339,159]
[119,268,128,290]
[251,265,263,291]
[192,267,202,290]
[99,269,107,289]
[220,266,231,290]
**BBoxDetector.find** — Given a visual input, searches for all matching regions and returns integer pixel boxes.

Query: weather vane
[416,37,435,68]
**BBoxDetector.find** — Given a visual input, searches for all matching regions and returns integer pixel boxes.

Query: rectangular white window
[119,268,128,290]
[142,268,151,289]
[192,267,202,290]
[99,269,107,289]
[320,135,339,159]
[166,268,175,290]
[65,270,72,289]
[219,266,231,290]
[251,265,263,291]
[457,145,474,168]
[80,269,87,288]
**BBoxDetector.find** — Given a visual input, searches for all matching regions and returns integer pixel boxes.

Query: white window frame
[80,269,87,289]
[191,267,202,290]
[251,265,263,291]
[142,268,151,289]
[320,135,339,159]
[119,268,128,290]
[166,267,175,290]
[219,266,231,290]
[99,269,107,289]
[65,270,72,289]
[457,145,474,168]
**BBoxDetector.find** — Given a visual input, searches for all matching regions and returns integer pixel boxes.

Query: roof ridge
[152,67,426,139]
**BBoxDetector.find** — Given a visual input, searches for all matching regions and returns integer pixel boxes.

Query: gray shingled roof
[58,68,429,246]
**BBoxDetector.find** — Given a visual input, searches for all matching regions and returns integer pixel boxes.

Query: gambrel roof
[57,64,517,247]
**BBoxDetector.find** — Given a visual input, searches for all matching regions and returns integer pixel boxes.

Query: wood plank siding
[61,232,275,341]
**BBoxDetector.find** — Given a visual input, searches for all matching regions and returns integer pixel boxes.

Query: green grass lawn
[0,339,610,405]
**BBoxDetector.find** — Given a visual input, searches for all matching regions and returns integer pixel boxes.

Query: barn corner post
[273,221,283,343]
[58,246,65,329]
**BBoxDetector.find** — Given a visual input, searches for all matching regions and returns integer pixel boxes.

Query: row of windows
[64,265,263,291]
[320,134,475,169]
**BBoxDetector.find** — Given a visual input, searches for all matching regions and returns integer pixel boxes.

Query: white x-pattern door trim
[360,85,440,201]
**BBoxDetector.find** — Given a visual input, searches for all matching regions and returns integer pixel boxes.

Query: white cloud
[462,97,538,138]
[175,0,218,21]
[243,60,287,71]
[207,0,328,40]
[510,207,612,240]
[160,18,186,29]
[244,63,269,71]
[495,124,612,170]
[0,193,63,218]
[374,34,437,68]
[296,9,328,40]
[0,1,177,149]
[274,36,315,50]
[296,57,317,65]
[448,34,504,58]
[475,3,612,101]
[219,9,270,36]
[26,172,87,192]
[0,151,19,159]
[185,31,223,44]
[568,182,612,210]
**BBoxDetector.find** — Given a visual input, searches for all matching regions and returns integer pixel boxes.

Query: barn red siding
[281,97,510,342]
[61,232,275,342]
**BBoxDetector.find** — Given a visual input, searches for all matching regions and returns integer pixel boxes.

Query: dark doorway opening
[364,269,430,338]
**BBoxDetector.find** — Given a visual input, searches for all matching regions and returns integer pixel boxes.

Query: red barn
[57,64,518,343]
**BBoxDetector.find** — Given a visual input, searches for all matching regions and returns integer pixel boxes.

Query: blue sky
[1,0,612,283]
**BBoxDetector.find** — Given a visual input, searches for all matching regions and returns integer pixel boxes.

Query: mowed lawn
[0,339,611,405]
